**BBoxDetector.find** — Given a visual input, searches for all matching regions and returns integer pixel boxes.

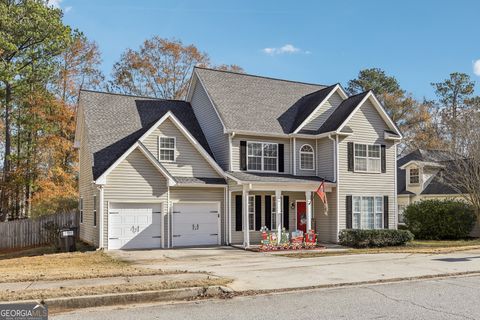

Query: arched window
[300,144,314,170]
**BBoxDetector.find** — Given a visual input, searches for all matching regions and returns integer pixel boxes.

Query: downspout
[229,132,235,172]
[224,187,227,245]
[328,134,336,182]
[394,142,399,229]
[167,185,170,248]
[97,185,105,249]
[228,189,232,245]
[293,138,296,175]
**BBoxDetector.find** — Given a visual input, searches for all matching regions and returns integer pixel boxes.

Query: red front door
[297,201,307,233]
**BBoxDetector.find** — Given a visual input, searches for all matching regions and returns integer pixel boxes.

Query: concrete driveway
[110,247,480,291]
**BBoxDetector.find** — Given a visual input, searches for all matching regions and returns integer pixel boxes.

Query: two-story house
[75,67,402,250]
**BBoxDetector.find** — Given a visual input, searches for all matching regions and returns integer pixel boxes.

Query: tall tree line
[0,0,103,220]
[0,1,242,220]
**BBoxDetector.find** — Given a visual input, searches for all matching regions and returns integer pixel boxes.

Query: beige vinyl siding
[142,118,221,178]
[317,137,335,181]
[189,76,230,170]
[103,149,169,248]
[78,117,100,246]
[338,98,396,233]
[295,138,317,176]
[231,135,291,173]
[169,187,226,244]
[230,191,307,244]
[302,92,344,131]
[314,187,338,242]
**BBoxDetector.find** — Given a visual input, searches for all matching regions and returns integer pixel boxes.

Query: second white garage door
[108,203,162,250]
[172,202,220,247]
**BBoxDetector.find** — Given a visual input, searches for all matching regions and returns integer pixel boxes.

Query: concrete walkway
[0,273,212,292]
[111,247,480,291]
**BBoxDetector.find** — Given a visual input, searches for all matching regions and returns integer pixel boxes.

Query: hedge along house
[75,67,402,250]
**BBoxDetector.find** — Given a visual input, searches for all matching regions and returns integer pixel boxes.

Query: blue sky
[56,0,480,99]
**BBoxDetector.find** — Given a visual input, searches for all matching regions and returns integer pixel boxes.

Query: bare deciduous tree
[444,110,480,220]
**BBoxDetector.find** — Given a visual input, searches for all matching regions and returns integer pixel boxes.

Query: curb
[0,286,232,311]
[2,271,480,312]
[233,270,480,296]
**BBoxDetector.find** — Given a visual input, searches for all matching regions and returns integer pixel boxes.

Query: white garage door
[172,202,220,247]
[108,203,162,250]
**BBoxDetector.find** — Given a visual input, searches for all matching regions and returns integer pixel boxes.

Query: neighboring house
[396,149,479,236]
[75,67,402,250]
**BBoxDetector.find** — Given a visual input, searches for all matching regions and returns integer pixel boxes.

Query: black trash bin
[59,228,76,252]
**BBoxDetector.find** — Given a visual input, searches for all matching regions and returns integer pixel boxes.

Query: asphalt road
[53,275,480,320]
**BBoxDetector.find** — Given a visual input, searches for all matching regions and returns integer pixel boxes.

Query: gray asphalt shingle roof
[397,149,460,195]
[194,67,329,134]
[79,90,214,180]
[226,171,332,184]
[175,177,226,185]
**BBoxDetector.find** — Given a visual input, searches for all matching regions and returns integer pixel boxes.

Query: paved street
[54,274,480,320]
[111,247,480,291]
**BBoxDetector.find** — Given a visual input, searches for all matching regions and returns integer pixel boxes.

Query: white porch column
[275,190,282,243]
[305,191,312,231]
[242,185,250,248]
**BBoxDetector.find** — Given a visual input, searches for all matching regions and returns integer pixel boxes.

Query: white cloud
[262,44,309,55]
[47,0,72,13]
[48,0,62,8]
[474,59,480,76]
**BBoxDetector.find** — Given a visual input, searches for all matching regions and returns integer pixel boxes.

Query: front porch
[226,178,338,248]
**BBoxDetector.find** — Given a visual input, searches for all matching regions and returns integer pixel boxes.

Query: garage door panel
[108,203,162,250]
[173,234,217,247]
[172,202,219,247]
[173,213,218,224]
[174,222,218,235]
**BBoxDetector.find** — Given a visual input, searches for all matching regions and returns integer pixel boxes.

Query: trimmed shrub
[338,229,414,248]
[404,199,476,240]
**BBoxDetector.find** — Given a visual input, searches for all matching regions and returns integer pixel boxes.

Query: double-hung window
[271,196,283,230]
[93,195,97,227]
[159,137,176,162]
[409,168,419,184]
[299,144,314,170]
[248,195,255,230]
[352,196,383,229]
[247,142,278,172]
[354,144,380,172]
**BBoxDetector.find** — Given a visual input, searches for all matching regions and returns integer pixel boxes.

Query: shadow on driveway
[433,256,480,262]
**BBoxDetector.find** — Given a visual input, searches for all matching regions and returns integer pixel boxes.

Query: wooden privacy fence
[0,212,79,250]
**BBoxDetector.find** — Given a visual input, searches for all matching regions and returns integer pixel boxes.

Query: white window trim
[409,167,420,185]
[79,197,84,224]
[354,143,381,173]
[93,195,97,227]
[248,195,255,231]
[271,195,284,230]
[158,136,176,163]
[352,195,384,230]
[299,144,315,171]
[246,141,279,173]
